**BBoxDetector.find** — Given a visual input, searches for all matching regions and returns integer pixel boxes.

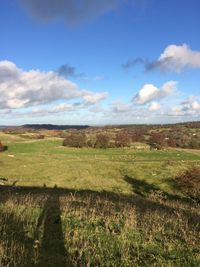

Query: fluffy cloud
[20,0,118,25]
[0,60,108,112]
[133,81,177,105]
[170,96,200,116]
[146,44,200,72]
[148,102,161,112]
[123,44,200,73]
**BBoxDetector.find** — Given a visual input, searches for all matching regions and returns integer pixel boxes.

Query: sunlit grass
[0,135,200,266]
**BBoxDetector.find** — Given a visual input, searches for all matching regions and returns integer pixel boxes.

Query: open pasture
[0,133,200,266]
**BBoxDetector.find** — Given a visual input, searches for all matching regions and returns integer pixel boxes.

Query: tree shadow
[123,175,200,227]
[123,175,190,202]
[124,175,159,197]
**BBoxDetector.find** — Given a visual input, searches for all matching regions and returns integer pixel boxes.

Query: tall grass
[0,186,199,266]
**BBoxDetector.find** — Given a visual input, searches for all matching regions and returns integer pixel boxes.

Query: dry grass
[0,186,199,267]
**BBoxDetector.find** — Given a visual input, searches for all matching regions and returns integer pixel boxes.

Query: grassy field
[0,133,200,266]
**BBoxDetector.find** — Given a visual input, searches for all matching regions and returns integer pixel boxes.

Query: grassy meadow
[0,131,200,266]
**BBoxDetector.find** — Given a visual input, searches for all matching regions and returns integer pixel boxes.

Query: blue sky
[0,0,200,125]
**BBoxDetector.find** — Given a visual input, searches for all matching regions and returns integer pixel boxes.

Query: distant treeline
[1,121,200,150]
[0,121,200,131]
[107,121,200,130]
[23,124,90,130]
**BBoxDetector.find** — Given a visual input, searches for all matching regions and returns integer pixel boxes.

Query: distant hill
[23,124,90,130]
[0,126,15,129]
[0,121,199,131]
[107,121,200,129]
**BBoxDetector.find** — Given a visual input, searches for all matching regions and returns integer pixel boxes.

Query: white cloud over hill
[0,60,108,112]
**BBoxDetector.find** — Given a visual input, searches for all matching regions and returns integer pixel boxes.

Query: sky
[0,0,200,125]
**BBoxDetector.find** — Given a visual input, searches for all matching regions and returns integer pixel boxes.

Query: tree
[63,132,87,148]
[131,129,146,142]
[176,167,200,202]
[167,137,177,147]
[0,141,7,152]
[148,132,166,149]
[115,131,131,147]
[94,134,110,149]
[189,138,200,149]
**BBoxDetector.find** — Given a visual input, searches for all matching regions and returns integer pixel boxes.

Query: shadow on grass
[124,175,159,197]
[34,192,69,267]
[123,175,191,202]
[0,187,69,267]
[0,209,33,267]
[123,175,200,227]
[0,183,200,266]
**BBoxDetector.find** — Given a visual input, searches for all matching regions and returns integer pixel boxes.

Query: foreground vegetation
[0,128,200,266]
[1,186,200,267]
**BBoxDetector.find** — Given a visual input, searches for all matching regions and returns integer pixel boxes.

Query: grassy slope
[0,134,200,266]
[0,138,200,194]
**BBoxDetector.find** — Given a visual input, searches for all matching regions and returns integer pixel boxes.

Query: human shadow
[0,183,200,267]
[34,192,69,267]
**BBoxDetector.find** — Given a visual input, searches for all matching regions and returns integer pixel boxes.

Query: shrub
[0,141,7,152]
[189,138,200,149]
[87,139,96,148]
[94,134,110,149]
[63,132,87,148]
[167,137,177,147]
[176,166,200,202]
[115,131,131,147]
[36,134,45,139]
[131,129,146,142]
[149,132,166,147]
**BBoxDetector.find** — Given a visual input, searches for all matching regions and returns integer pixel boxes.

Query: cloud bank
[0,60,108,112]
[170,96,200,117]
[0,61,199,123]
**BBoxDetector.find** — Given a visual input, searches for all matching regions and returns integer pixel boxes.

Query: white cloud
[148,102,161,111]
[147,44,200,72]
[170,96,200,116]
[82,91,108,104]
[110,100,133,113]
[133,81,177,105]
[0,60,108,112]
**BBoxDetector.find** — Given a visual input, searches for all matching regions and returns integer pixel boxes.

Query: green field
[0,135,200,266]
[1,138,200,193]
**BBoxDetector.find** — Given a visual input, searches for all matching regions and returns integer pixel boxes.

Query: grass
[0,187,199,267]
[0,134,200,266]
[1,138,200,193]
